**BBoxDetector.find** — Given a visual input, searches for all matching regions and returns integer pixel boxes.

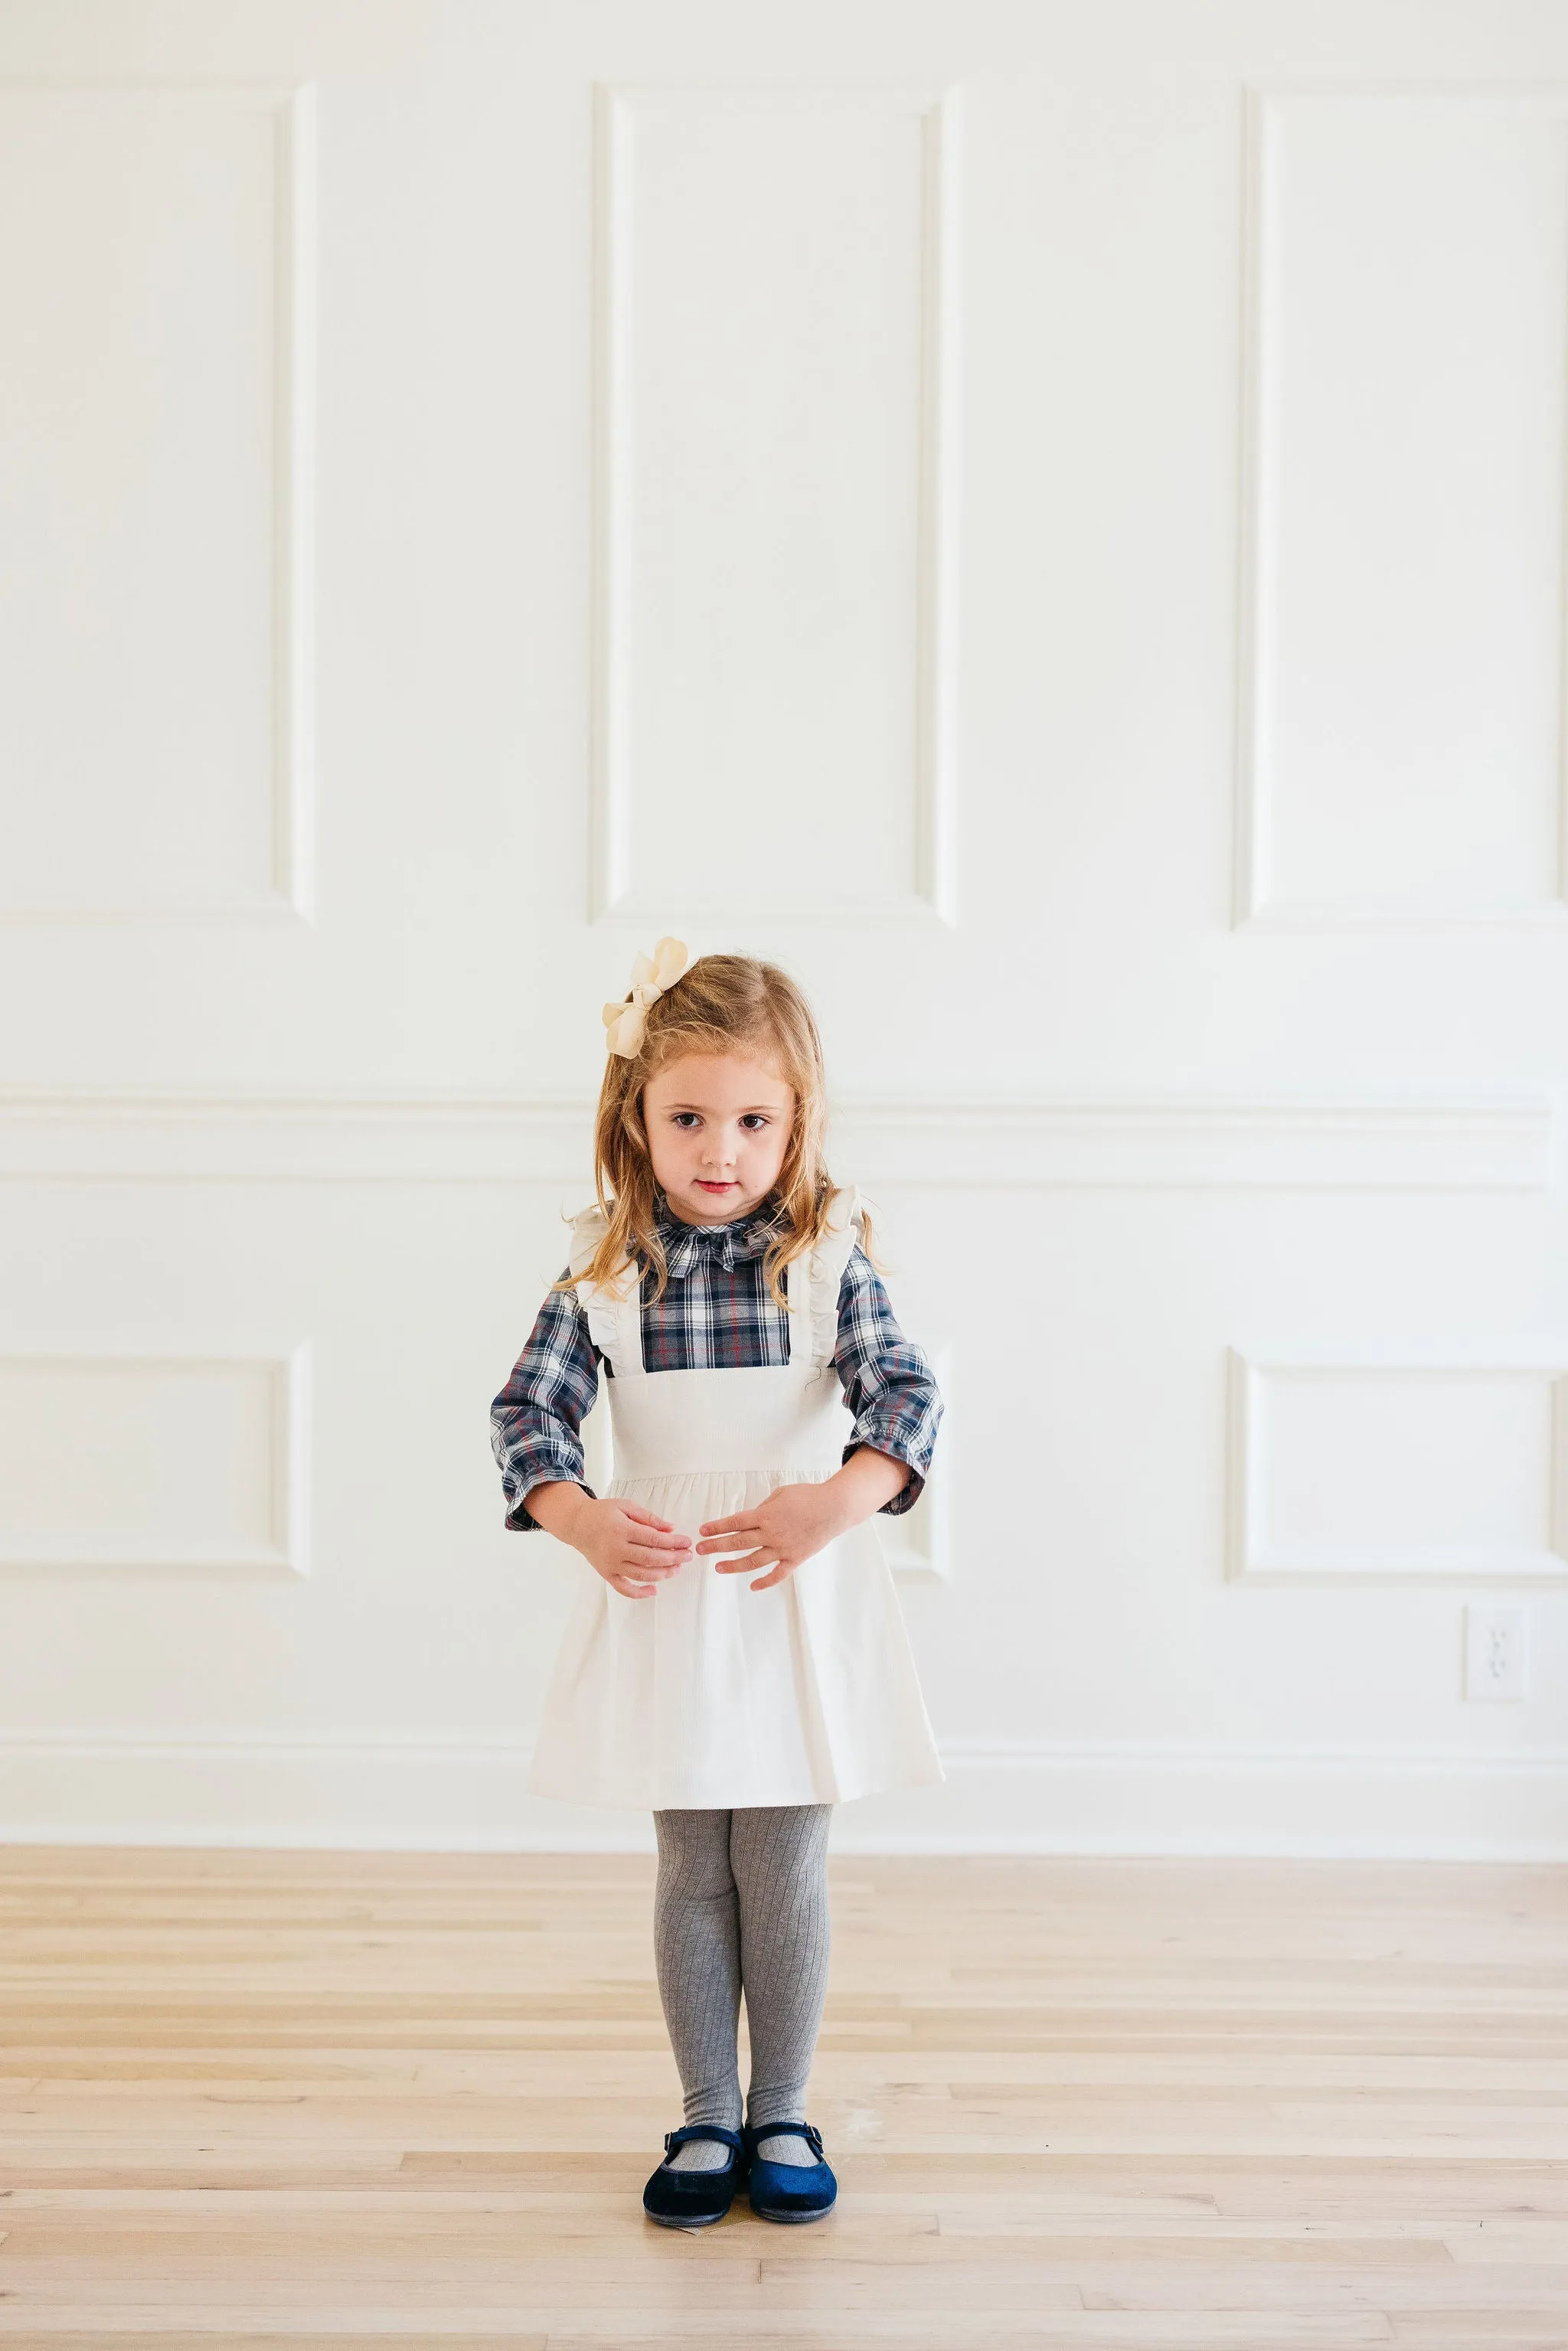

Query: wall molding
[0,1086,1549,1188]
[1233,83,1568,933]
[1227,1342,1568,1585]
[588,81,962,926]
[0,1729,1560,1857]
[0,1343,311,1576]
[0,80,315,923]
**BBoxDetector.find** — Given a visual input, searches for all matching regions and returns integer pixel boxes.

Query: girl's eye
[740,1115,770,1131]
[671,1112,701,1129]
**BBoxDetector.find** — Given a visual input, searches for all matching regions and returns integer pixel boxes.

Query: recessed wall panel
[593,86,958,921]
[0,86,312,916]
[0,1350,309,1572]
[1240,93,1568,922]
[1230,1351,1568,1580]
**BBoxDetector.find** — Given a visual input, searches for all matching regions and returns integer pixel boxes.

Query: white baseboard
[0,1733,1562,1860]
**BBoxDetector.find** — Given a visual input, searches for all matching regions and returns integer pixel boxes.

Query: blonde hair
[564,953,871,1309]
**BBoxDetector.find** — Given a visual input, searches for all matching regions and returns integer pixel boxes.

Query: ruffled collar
[651,1191,784,1276]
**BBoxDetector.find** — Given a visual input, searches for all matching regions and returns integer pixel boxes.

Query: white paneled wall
[2,0,1566,1858]
[1227,1350,1568,1584]
[592,84,959,922]
[0,83,313,917]
[1237,90,1568,926]
[0,1347,309,1574]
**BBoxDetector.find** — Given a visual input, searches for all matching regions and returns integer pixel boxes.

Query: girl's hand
[694,1482,851,1593]
[528,1482,694,1599]
[694,1450,912,1592]
[578,1497,694,1598]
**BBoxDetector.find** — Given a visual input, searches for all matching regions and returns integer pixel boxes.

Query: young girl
[490,943,944,2228]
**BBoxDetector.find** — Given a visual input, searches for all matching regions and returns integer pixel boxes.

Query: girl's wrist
[527,1479,593,1543]
[824,1448,910,1531]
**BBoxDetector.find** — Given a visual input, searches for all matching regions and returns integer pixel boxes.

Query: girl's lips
[696,1180,737,1191]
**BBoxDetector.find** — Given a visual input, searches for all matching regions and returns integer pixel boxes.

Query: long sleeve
[832,1246,942,1516]
[489,1271,603,1532]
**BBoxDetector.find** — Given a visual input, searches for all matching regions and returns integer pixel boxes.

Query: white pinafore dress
[526,1187,944,1810]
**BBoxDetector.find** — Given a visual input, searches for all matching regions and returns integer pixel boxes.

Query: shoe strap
[744,2120,824,2158]
[663,2123,743,2157]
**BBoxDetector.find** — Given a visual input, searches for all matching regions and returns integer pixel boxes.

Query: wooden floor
[0,1850,1563,2346]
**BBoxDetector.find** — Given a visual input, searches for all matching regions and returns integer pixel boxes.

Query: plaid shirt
[491,1195,941,1531]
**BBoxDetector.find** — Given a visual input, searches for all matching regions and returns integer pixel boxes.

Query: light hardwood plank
[0,1852,1563,2345]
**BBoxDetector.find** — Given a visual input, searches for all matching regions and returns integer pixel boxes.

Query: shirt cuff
[505,1464,596,1533]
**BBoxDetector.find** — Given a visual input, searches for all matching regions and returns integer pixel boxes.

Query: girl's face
[642,1050,795,1226]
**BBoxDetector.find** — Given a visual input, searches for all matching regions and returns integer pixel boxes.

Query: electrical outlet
[1464,1605,1527,1703]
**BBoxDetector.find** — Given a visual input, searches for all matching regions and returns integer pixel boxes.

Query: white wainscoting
[1236,86,1568,929]
[590,82,960,926]
[0,1089,1560,1856]
[0,81,314,919]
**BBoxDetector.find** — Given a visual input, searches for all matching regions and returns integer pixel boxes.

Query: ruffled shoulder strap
[793,1184,864,1378]
[566,1200,609,1277]
[566,1202,643,1374]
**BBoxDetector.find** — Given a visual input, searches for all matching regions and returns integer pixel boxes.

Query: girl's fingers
[609,1575,657,1598]
[711,1548,763,1572]
[748,1560,791,1591]
[694,1527,762,1554]
[723,1552,782,1583]
[622,1546,684,1575]
[620,1503,678,1533]
[697,1512,756,1538]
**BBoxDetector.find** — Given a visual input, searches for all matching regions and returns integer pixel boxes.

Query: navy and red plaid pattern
[491,1197,941,1531]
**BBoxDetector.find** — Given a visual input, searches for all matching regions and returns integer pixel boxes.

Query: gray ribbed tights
[652,1804,831,2170]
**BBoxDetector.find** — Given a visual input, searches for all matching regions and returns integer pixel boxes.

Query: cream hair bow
[602,936,692,1057]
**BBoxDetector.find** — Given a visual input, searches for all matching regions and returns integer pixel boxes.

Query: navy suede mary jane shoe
[743,2121,838,2223]
[641,2124,747,2229]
